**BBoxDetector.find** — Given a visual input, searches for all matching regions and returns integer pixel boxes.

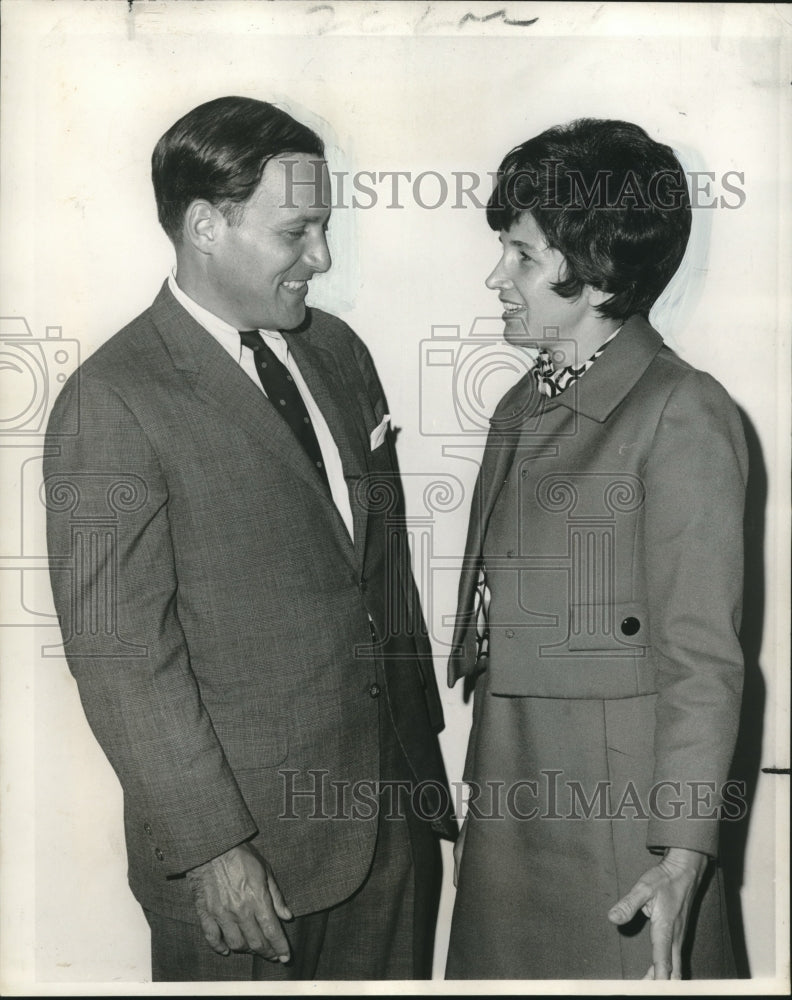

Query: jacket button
[505,629,515,639]
[621,616,640,637]
[143,822,152,836]
[369,683,381,698]
[155,848,165,862]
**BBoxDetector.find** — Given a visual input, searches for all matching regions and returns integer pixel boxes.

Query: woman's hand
[453,816,469,888]
[607,847,709,979]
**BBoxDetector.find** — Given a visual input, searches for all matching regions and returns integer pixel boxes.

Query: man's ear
[182,200,220,255]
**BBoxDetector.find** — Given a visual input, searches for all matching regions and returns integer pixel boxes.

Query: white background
[1,1,789,993]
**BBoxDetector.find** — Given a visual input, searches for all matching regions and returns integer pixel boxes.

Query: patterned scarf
[530,325,622,397]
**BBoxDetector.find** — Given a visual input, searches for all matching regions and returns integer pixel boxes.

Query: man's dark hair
[486,118,692,319]
[152,96,325,242]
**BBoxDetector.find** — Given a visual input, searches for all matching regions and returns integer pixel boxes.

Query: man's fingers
[255,881,291,962]
[608,879,653,924]
[201,905,286,963]
[254,908,291,963]
[650,919,673,980]
[237,914,280,962]
[262,870,292,961]
[266,870,293,922]
[188,845,292,962]
[197,914,230,956]
[671,937,684,980]
[216,914,247,954]
[652,959,672,980]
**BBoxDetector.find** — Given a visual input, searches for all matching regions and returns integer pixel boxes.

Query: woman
[446,119,746,980]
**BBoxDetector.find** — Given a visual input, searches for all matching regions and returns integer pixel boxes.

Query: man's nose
[485,256,511,290]
[305,230,331,274]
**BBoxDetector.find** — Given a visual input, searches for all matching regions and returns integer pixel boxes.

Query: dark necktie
[238,329,330,491]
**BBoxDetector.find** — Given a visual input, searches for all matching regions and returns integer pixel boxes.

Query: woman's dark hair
[152,96,325,242]
[486,119,692,319]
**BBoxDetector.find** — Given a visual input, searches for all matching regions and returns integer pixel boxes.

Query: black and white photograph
[0,1,789,993]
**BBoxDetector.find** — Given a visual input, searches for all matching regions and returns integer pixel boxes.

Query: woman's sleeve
[643,369,748,857]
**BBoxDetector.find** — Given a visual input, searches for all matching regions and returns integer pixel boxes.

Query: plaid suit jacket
[45,283,453,921]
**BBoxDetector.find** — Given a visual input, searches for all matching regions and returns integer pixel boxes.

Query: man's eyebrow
[277,208,331,225]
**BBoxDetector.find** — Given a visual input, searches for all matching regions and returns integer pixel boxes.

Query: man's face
[486,212,594,355]
[208,154,331,331]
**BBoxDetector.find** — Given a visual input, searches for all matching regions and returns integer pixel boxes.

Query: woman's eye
[519,251,533,262]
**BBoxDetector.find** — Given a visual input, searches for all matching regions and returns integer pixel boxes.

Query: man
[44,96,455,982]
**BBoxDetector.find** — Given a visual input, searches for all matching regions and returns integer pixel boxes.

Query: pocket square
[370,414,391,450]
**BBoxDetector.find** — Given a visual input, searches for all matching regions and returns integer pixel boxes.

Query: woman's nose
[485,255,511,290]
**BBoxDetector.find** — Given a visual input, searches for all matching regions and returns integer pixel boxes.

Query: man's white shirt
[168,272,354,539]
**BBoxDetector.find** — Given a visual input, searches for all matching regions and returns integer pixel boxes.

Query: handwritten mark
[459,9,539,28]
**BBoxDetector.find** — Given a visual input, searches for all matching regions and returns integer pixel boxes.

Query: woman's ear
[586,285,612,309]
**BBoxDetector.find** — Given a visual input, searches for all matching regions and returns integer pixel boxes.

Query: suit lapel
[283,331,370,568]
[148,283,358,563]
[468,315,665,542]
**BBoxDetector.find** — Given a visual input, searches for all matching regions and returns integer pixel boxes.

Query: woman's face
[485,212,595,357]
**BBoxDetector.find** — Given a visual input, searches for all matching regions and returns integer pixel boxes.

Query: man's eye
[286,229,306,240]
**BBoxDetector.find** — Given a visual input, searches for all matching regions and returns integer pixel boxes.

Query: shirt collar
[167,271,285,359]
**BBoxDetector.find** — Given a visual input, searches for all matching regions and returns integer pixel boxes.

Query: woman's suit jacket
[449,314,748,857]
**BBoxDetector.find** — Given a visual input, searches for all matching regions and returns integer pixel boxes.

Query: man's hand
[608,847,709,979]
[452,816,468,888]
[186,842,293,962]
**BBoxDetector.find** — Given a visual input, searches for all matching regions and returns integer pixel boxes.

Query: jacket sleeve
[643,370,748,857]
[44,374,258,877]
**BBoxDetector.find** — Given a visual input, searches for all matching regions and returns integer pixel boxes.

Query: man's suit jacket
[44,282,453,923]
[448,314,748,856]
